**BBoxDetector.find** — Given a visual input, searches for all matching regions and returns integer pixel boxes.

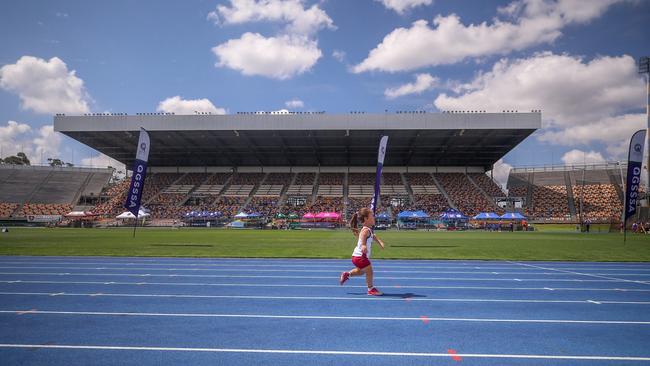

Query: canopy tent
[315,212,341,219]
[500,212,527,220]
[302,213,316,219]
[116,210,150,219]
[184,210,222,218]
[275,213,287,219]
[65,211,98,218]
[234,212,248,219]
[397,210,429,219]
[287,213,299,219]
[376,212,391,220]
[473,212,500,220]
[439,209,468,220]
[228,220,245,228]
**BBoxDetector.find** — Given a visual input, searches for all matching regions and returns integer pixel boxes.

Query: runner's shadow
[346,292,426,298]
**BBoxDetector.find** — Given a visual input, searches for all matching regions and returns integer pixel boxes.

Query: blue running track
[0,256,649,365]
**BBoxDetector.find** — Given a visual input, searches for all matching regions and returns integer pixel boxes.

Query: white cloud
[487,158,512,190]
[0,56,91,114]
[0,121,63,164]
[208,0,335,35]
[285,99,304,108]
[332,50,346,62]
[433,52,645,160]
[385,73,439,99]
[561,149,607,165]
[353,0,624,72]
[156,96,226,115]
[32,124,62,160]
[375,0,432,14]
[212,33,322,80]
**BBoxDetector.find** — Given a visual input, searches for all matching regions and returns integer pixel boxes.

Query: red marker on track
[447,349,462,362]
[420,315,429,324]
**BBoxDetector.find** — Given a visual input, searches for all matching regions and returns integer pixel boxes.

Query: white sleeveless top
[352,226,374,258]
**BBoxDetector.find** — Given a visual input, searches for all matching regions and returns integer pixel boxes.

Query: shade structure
[500,212,526,220]
[473,212,500,220]
[275,213,287,219]
[376,212,391,219]
[65,211,97,218]
[315,212,340,219]
[287,213,299,219]
[116,210,150,219]
[234,212,248,219]
[439,208,467,220]
[247,212,261,218]
[302,213,316,219]
[397,210,429,219]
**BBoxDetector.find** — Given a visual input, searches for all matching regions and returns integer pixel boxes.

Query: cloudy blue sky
[0,0,648,177]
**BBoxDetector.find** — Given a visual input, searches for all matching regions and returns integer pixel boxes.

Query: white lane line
[509,262,650,286]
[1,291,649,304]
[0,272,624,282]
[3,309,650,325]
[0,266,575,275]
[0,261,648,272]
[0,344,649,361]
[3,279,650,292]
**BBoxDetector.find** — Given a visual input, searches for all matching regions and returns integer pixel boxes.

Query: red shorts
[352,255,371,269]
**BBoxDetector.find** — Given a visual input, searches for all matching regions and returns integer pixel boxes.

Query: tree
[3,152,30,165]
[48,158,64,167]
[16,152,30,165]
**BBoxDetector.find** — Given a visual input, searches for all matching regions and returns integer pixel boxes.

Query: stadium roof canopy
[54,113,540,169]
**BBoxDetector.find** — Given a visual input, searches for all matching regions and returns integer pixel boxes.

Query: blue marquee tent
[473,212,500,220]
[500,212,527,220]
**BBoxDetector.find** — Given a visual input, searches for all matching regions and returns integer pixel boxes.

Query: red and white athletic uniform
[351,226,373,269]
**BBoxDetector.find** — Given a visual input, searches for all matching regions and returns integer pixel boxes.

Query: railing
[511,162,626,173]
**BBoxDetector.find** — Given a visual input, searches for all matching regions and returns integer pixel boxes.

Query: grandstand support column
[277,172,297,208]
[639,56,650,201]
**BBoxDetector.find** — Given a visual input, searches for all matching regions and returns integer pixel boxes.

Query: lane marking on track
[0,344,649,361]
[3,279,650,292]
[588,300,602,305]
[508,262,650,286]
[16,309,36,315]
[0,272,626,282]
[0,261,647,272]
[0,291,649,305]
[2,310,650,324]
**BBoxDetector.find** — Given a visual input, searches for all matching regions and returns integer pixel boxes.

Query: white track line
[0,260,648,271]
[3,309,650,325]
[0,344,648,361]
[0,271,629,282]
[2,266,622,275]
[3,279,649,292]
[0,291,648,304]
[509,262,650,286]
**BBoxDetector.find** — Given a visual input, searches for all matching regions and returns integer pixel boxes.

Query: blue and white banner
[124,128,150,217]
[624,129,646,223]
[370,135,389,214]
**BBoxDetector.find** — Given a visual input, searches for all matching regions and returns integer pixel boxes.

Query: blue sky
[0,0,648,173]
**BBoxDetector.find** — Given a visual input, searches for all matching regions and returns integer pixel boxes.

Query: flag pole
[133,214,138,238]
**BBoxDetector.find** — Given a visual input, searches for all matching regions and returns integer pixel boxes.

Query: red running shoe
[339,271,350,285]
[367,287,383,296]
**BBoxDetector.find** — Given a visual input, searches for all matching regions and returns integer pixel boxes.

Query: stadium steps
[178,173,219,206]
[608,170,625,202]
[22,170,55,208]
[72,173,95,206]
[564,171,577,219]
[466,173,499,210]
[525,173,534,210]
[310,172,319,205]
[240,173,269,210]
[144,173,188,206]
[429,173,456,210]
[276,172,298,208]
[343,172,349,201]
[400,173,415,203]
[0,168,17,185]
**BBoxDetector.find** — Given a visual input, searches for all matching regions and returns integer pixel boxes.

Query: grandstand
[506,163,626,223]
[2,112,556,225]
[0,165,112,220]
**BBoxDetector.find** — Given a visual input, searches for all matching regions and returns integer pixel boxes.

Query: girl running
[339,207,385,296]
